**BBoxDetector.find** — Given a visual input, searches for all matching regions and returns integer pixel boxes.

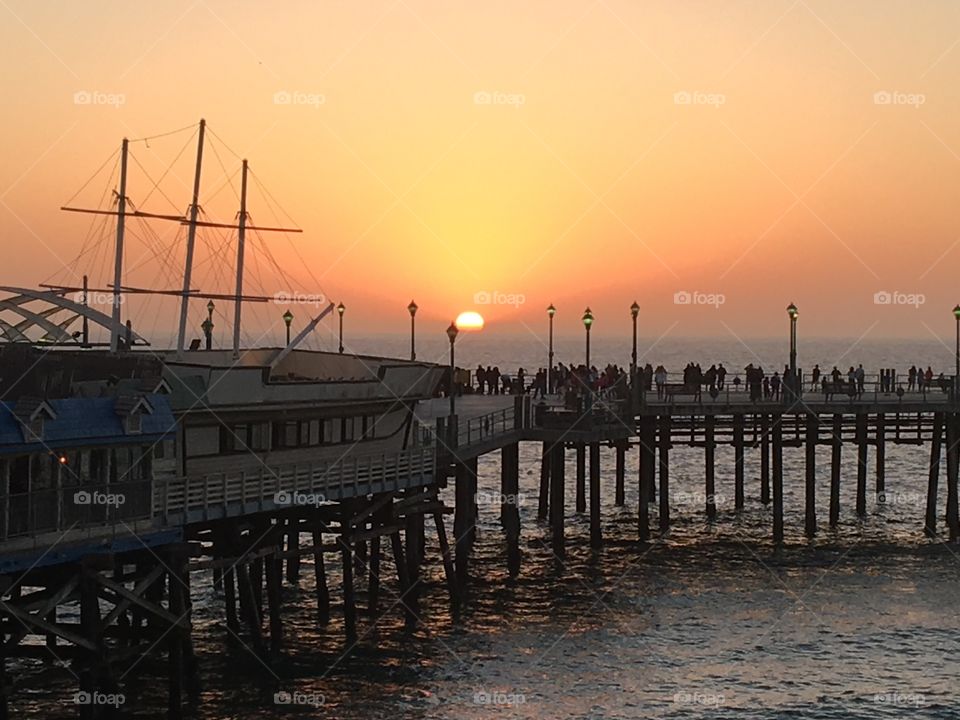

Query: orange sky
[2,1,960,347]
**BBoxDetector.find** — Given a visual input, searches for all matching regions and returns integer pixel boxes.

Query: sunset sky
[2,1,960,347]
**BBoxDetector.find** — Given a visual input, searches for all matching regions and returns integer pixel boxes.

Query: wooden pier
[2,383,960,716]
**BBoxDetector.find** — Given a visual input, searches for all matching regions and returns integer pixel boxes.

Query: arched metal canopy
[0,288,149,346]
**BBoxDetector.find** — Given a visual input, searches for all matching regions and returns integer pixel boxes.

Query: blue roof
[0,394,176,453]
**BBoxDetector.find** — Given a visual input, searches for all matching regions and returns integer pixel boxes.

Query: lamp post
[582,307,593,369]
[547,304,556,393]
[203,300,215,350]
[447,322,459,418]
[630,301,640,406]
[953,305,960,397]
[282,309,293,345]
[787,302,798,400]
[337,302,345,354]
[408,300,418,361]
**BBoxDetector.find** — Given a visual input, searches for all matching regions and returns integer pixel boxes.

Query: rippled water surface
[13,337,960,718]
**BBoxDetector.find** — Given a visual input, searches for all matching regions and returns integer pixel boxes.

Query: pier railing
[642,370,959,406]
[416,398,528,449]
[0,479,153,541]
[156,446,434,522]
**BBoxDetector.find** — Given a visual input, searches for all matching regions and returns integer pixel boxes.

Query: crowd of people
[446,361,955,401]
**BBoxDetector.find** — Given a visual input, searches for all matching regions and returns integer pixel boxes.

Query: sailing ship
[0,120,445,557]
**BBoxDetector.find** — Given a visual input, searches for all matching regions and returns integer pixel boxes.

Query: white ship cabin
[158,348,445,477]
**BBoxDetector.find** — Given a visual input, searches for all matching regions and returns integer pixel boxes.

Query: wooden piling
[947,413,960,541]
[501,443,522,574]
[876,413,886,501]
[311,526,330,624]
[925,412,944,537]
[368,534,381,614]
[705,414,716,521]
[575,443,586,513]
[265,536,283,658]
[615,441,626,507]
[549,441,566,558]
[760,413,770,505]
[830,414,841,527]
[658,414,670,533]
[856,413,868,517]
[433,510,460,611]
[638,417,651,542]
[168,557,185,719]
[805,412,818,537]
[236,553,266,660]
[340,505,357,643]
[454,460,474,592]
[589,442,601,548]
[773,414,784,544]
[733,413,745,511]
[405,498,422,627]
[538,441,550,521]
[286,519,300,584]
[79,565,99,720]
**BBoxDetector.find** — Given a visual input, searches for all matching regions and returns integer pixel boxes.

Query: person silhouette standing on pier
[908,365,917,392]
[811,364,821,391]
[855,365,865,397]
[655,365,667,399]
[717,363,727,390]
[771,371,781,402]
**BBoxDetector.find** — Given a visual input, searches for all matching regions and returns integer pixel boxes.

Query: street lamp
[337,302,346,354]
[547,304,556,393]
[447,322,459,418]
[582,307,593,369]
[953,305,960,395]
[630,301,640,406]
[203,300,215,350]
[787,302,798,400]
[408,300,418,361]
[282,309,294,345]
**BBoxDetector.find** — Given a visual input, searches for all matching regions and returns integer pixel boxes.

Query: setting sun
[455,311,484,330]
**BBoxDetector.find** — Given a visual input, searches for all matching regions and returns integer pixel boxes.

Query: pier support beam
[773,414,784,544]
[805,413,818,538]
[405,494,423,628]
[589,442,601,548]
[455,459,477,593]
[340,505,357,644]
[733,413,745,511]
[830,414,841,527]
[575,444,586,513]
[615,441,626,507]
[876,413,886,501]
[549,442,566,558]
[658,415,671,533]
[856,414,868,517]
[434,509,459,613]
[501,443,522,574]
[705,415,716,521]
[265,533,283,659]
[638,416,655,542]
[760,413,770,505]
[286,519,301,584]
[312,525,330,624]
[947,414,960,541]
[925,412,944,537]
[538,442,550,521]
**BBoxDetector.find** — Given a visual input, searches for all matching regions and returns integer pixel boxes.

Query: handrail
[156,445,434,520]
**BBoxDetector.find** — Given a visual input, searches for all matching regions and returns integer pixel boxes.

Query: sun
[455,311,484,330]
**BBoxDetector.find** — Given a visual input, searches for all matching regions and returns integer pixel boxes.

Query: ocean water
[11,337,960,719]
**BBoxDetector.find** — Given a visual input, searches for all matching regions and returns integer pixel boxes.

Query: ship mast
[232,159,248,358]
[110,138,128,353]
[176,119,206,355]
